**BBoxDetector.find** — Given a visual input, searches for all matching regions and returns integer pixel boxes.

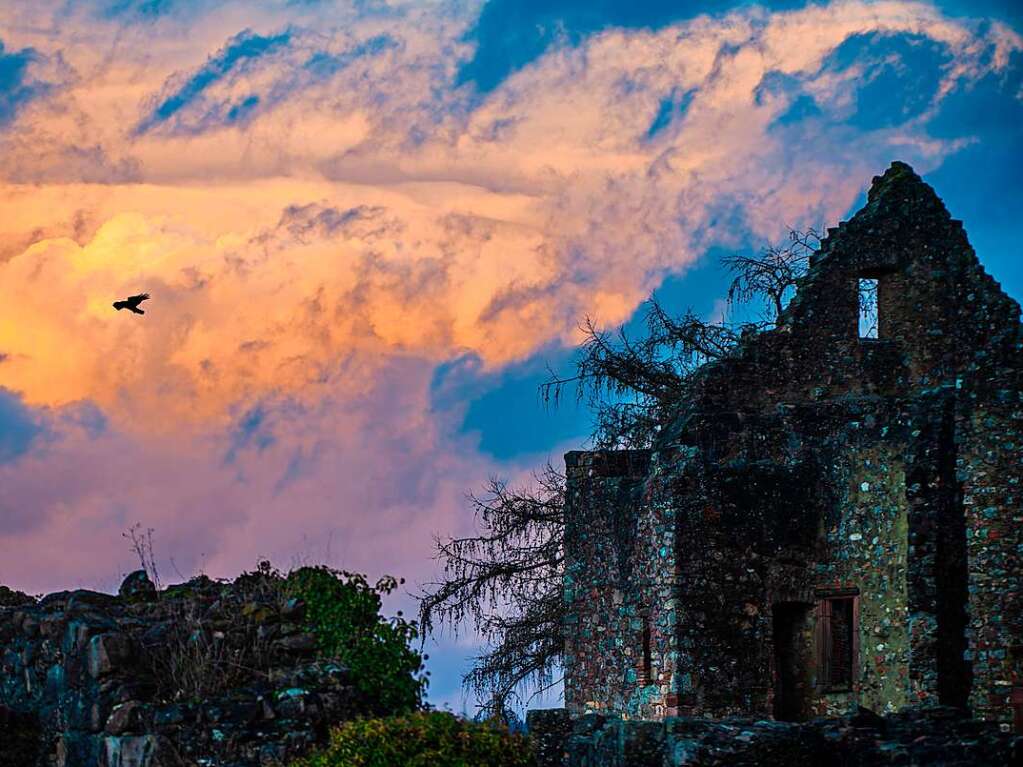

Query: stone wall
[528,706,1022,767]
[563,450,653,717]
[562,162,1023,725]
[565,399,923,720]
[0,572,357,767]
[661,400,917,720]
[958,345,1023,722]
[813,416,910,716]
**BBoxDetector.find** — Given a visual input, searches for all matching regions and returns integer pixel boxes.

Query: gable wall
[562,163,1022,724]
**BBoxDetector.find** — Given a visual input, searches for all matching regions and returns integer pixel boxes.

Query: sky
[0,0,1021,712]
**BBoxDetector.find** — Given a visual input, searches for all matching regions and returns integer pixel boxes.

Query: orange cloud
[3,1,1014,423]
[0,0,1018,596]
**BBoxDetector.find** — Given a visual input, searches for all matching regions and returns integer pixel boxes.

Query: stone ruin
[560,162,1022,728]
[0,571,358,766]
[527,705,1021,766]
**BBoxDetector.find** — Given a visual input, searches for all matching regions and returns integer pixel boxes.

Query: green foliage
[285,566,427,715]
[290,711,533,767]
[150,560,426,714]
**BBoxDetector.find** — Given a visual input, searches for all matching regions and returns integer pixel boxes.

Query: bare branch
[422,229,819,710]
[418,466,565,710]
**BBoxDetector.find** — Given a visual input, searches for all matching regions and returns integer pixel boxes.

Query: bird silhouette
[113,293,150,315]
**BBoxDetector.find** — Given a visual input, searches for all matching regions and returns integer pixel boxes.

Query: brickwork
[562,162,1022,725]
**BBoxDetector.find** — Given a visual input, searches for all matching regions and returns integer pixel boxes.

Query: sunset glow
[1,0,1020,709]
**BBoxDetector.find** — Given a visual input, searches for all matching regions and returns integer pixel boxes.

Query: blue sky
[0,40,46,126]
[458,0,1023,91]
[452,0,1023,473]
[0,387,42,463]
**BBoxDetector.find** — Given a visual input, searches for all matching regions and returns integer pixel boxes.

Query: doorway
[773,602,815,721]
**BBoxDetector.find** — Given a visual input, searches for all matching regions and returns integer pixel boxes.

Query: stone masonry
[562,162,1023,727]
[0,572,357,767]
[527,705,1022,767]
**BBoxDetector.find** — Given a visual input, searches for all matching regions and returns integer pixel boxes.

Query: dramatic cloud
[136,28,294,135]
[0,354,493,591]
[0,0,1020,708]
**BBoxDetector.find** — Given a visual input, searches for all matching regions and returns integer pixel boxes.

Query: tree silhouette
[419,229,819,712]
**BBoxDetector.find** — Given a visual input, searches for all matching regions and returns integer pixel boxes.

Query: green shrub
[290,711,533,767]
[285,566,426,715]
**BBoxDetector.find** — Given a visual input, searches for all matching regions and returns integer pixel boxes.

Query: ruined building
[562,162,1022,728]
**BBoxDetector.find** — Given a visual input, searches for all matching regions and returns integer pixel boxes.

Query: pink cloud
[0,354,504,596]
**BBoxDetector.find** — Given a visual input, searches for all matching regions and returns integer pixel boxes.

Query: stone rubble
[1,571,357,767]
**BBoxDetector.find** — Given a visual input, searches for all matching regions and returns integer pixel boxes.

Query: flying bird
[113,293,150,315]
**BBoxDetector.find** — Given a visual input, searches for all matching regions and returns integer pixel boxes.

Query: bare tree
[541,304,744,449]
[541,227,820,448]
[420,230,819,710]
[419,465,565,714]
[722,227,820,323]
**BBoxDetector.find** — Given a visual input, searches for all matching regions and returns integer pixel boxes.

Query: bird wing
[127,293,150,306]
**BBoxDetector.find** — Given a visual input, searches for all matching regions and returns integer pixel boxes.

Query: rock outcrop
[0,571,356,767]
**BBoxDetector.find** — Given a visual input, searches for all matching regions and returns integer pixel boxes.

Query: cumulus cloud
[0,0,1019,605]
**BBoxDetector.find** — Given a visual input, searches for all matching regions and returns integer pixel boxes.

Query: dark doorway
[773,602,815,722]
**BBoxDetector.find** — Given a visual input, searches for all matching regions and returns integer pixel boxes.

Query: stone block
[103,735,180,767]
[528,708,572,767]
[118,572,156,601]
[88,633,132,679]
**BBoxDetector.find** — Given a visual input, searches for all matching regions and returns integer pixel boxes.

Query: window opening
[641,614,652,684]
[817,595,857,691]
[858,278,879,339]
